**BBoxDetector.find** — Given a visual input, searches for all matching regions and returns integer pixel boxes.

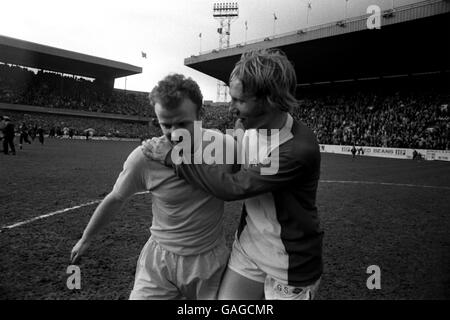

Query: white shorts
[228,236,321,300]
[130,236,229,300]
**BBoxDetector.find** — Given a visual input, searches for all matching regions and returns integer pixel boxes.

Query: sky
[0,0,421,102]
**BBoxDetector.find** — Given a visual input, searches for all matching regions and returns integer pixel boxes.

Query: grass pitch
[1,138,449,299]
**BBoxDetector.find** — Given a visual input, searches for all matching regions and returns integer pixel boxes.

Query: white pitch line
[1,191,150,231]
[320,180,450,190]
[1,200,102,231]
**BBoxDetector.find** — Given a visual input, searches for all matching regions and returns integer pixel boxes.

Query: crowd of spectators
[1,110,160,140]
[0,64,152,117]
[201,89,449,150]
[201,103,235,133]
[1,63,448,149]
[293,89,449,150]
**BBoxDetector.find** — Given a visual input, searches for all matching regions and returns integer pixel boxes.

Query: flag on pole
[199,33,202,38]
[273,13,277,20]
[308,2,312,9]
[245,20,248,30]
[141,51,147,59]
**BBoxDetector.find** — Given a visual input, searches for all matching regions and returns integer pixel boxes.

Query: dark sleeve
[165,148,305,201]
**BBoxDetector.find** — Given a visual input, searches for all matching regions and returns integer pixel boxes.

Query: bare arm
[81,192,126,242]
[70,192,126,264]
[71,146,149,264]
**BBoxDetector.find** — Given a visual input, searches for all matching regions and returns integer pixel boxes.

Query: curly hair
[149,73,203,115]
[229,49,298,112]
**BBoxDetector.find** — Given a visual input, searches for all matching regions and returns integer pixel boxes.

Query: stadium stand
[0,64,151,117]
[1,64,448,149]
[201,102,235,133]
[1,109,159,139]
[201,80,449,150]
[185,0,450,151]
[295,89,449,150]
[0,35,157,140]
[1,1,449,149]
[0,64,159,139]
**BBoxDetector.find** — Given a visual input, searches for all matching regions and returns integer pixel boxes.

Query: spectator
[3,116,16,155]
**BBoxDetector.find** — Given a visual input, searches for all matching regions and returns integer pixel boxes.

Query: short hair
[149,73,203,115]
[229,49,298,112]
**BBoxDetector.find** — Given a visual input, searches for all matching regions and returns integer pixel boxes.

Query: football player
[71,74,235,299]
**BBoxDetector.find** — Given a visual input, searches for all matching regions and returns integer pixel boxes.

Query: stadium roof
[185,0,450,85]
[0,34,142,80]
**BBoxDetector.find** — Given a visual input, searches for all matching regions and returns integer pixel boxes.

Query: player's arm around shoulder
[168,139,305,201]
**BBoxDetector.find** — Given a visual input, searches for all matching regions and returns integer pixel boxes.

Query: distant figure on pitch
[3,116,16,155]
[30,125,37,141]
[0,116,6,152]
[412,150,422,160]
[37,127,45,145]
[351,144,357,160]
[19,122,31,150]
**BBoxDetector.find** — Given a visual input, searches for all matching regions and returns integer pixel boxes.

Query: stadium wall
[320,144,450,161]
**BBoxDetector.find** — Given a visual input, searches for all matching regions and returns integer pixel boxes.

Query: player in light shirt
[70,74,234,299]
